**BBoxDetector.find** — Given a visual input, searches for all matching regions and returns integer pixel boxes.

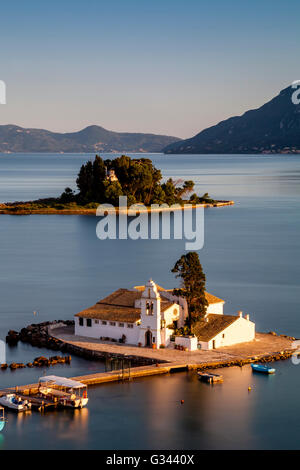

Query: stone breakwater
[192,350,296,371]
[0,355,71,370]
[6,321,165,367]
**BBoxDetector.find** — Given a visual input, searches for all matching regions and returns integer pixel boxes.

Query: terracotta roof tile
[192,314,238,342]
[75,304,141,323]
[205,292,225,304]
[75,288,176,322]
[75,286,224,323]
[97,288,141,307]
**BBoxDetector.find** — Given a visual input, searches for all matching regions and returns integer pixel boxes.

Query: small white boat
[0,394,32,412]
[38,375,89,409]
[0,406,7,431]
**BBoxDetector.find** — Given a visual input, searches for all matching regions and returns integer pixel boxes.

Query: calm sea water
[0,152,299,449]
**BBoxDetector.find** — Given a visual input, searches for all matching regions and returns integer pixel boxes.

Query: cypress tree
[172,252,208,331]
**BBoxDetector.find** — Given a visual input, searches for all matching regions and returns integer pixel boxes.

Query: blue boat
[0,406,7,432]
[251,363,276,374]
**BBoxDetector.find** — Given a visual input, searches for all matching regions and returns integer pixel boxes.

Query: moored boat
[197,371,223,383]
[251,363,276,374]
[38,375,89,408]
[0,394,32,412]
[0,407,7,431]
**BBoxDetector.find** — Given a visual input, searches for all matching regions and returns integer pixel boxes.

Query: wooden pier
[0,362,188,408]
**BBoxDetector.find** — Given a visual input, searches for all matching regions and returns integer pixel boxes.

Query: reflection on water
[3,405,90,450]
[37,408,89,443]
[1,362,295,450]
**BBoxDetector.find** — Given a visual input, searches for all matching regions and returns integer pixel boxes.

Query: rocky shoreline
[1,355,71,370]
[190,349,296,371]
[6,321,166,367]
[5,321,298,373]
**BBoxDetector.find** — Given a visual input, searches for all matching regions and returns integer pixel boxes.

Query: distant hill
[163,86,300,154]
[0,124,181,153]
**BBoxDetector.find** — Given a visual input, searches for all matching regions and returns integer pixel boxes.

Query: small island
[0,155,234,215]
[3,253,296,390]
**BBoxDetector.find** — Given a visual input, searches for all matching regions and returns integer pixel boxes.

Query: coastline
[3,321,296,391]
[50,326,296,370]
[0,200,234,215]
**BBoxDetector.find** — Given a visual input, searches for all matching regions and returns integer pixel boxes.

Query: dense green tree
[72,155,204,207]
[171,252,208,330]
[92,155,106,200]
[189,192,214,204]
[161,178,177,205]
[76,160,94,201]
[76,155,106,202]
[103,181,123,206]
[60,187,76,203]
[109,156,162,204]
[189,193,200,204]
[151,186,167,205]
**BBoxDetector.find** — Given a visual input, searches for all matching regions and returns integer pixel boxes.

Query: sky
[0,0,299,138]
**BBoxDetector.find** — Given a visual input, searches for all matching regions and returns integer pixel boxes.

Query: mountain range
[163,86,300,154]
[0,124,180,153]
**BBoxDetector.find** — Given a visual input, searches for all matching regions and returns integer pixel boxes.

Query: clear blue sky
[0,0,299,138]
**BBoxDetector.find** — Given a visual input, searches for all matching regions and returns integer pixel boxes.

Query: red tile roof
[75,286,224,323]
[192,314,238,341]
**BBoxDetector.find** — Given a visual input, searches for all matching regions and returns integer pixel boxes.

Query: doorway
[145,330,152,347]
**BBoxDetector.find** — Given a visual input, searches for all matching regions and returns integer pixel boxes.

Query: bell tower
[138,280,162,347]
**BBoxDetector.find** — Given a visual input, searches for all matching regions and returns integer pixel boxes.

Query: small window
[86,319,92,327]
[110,321,116,326]
[102,320,107,325]
[127,324,133,329]
[119,322,124,327]
[222,334,225,338]
[152,337,155,343]
[79,317,84,326]
[95,320,99,324]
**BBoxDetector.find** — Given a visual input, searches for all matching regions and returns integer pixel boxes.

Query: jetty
[0,346,296,411]
[0,322,297,411]
[0,363,188,411]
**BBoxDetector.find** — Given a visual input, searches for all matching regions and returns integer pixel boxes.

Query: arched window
[146,301,154,315]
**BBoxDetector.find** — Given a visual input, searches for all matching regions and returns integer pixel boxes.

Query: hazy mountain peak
[0,124,181,153]
[163,85,300,154]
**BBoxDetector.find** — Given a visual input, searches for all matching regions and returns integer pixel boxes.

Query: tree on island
[60,155,215,207]
[172,252,208,332]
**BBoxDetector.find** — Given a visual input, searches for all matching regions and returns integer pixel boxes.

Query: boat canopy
[39,375,86,389]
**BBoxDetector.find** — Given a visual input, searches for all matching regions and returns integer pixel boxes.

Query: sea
[0,152,299,449]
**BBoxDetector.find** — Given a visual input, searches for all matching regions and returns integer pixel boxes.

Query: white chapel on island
[75,280,255,350]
